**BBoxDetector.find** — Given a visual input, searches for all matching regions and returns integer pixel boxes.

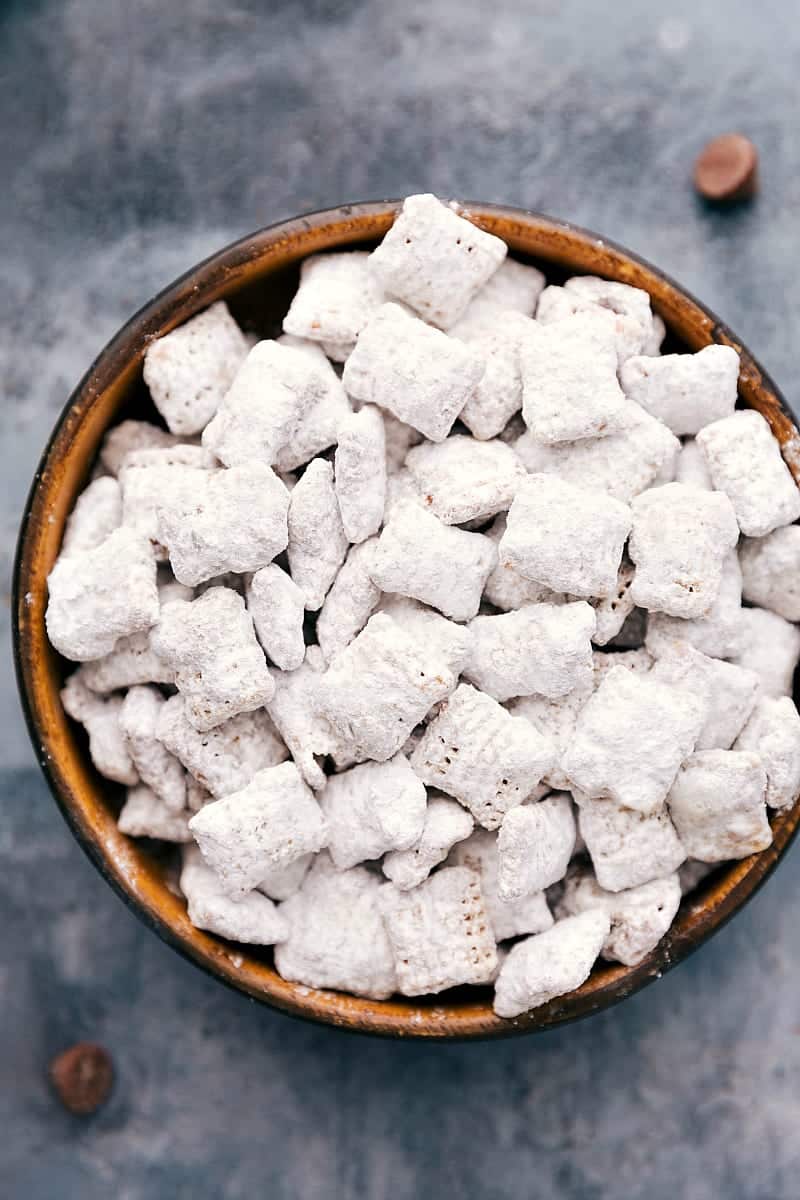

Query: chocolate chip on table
[693,133,758,204]
[49,1042,114,1115]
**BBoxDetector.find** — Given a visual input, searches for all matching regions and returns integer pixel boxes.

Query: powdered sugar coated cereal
[150,588,274,731]
[143,301,249,435]
[697,410,800,537]
[342,302,485,442]
[50,193,800,1016]
[367,193,507,330]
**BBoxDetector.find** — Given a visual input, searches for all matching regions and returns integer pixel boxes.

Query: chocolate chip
[693,134,758,204]
[49,1042,114,1115]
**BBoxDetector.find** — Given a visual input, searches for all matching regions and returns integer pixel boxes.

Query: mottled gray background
[2,1,800,1196]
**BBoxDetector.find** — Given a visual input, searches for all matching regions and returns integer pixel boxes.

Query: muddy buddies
[47,194,800,1021]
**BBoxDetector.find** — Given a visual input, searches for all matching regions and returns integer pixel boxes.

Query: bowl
[14,201,800,1039]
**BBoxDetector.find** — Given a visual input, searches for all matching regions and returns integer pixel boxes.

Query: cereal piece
[453,258,546,334]
[513,400,680,503]
[287,458,348,610]
[246,564,306,671]
[46,527,159,662]
[266,650,341,790]
[537,282,651,364]
[410,683,555,830]
[342,303,484,442]
[563,275,651,319]
[483,514,564,610]
[334,406,387,542]
[645,549,744,660]
[258,855,312,902]
[157,463,290,587]
[119,450,212,560]
[383,793,474,890]
[368,193,507,329]
[188,762,328,896]
[556,867,681,967]
[275,854,397,999]
[587,561,636,646]
[577,796,686,892]
[563,665,707,814]
[119,686,186,812]
[316,539,381,663]
[61,477,122,557]
[667,750,770,861]
[735,695,800,809]
[317,612,459,762]
[535,284,598,320]
[156,695,287,798]
[520,313,629,443]
[405,435,525,525]
[500,475,632,599]
[563,276,655,359]
[731,606,800,697]
[696,409,800,536]
[61,672,138,785]
[739,526,800,621]
[99,419,179,476]
[283,251,385,344]
[493,910,610,1018]
[449,829,553,941]
[80,629,174,693]
[202,339,327,467]
[465,601,595,701]
[118,785,192,842]
[382,411,424,474]
[379,865,498,995]
[377,596,471,679]
[370,502,496,621]
[620,345,739,436]
[151,588,274,731]
[675,438,713,490]
[143,301,249,435]
[450,311,536,441]
[320,754,427,870]
[497,794,576,900]
[180,845,289,944]
[649,642,760,751]
[274,335,353,471]
[511,681,595,791]
[382,467,421,522]
[628,482,739,618]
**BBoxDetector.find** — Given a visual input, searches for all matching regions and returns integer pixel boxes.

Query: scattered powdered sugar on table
[46,193,800,1020]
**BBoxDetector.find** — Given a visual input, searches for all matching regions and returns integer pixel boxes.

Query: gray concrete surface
[3,1,800,1195]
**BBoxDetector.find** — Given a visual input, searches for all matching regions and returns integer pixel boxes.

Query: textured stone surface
[4,0,800,1195]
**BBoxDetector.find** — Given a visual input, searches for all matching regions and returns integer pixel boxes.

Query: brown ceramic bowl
[14,201,800,1039]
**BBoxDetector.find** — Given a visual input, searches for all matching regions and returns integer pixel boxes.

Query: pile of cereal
[47,194,800,1019]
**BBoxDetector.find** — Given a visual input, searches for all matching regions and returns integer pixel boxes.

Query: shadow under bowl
[13,201,800,1038]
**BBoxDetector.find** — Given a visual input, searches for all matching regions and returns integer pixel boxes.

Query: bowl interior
[14,202,800,1038]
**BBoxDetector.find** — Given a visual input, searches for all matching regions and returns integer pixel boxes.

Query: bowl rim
[13,199,800,1040]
